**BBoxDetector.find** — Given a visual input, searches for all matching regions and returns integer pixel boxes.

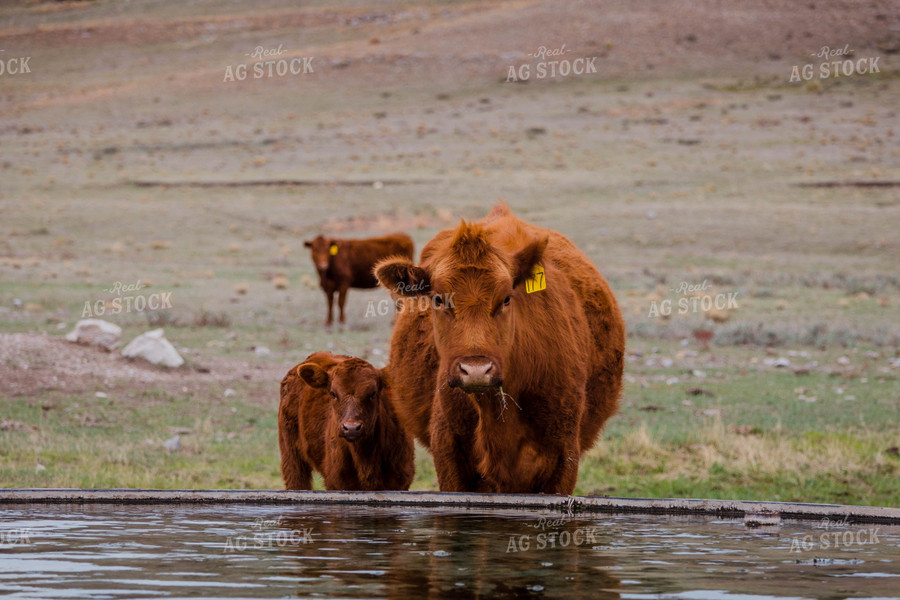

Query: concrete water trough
[1,490,899,599]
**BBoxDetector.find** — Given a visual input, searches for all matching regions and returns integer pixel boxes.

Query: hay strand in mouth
[496,386,521,421]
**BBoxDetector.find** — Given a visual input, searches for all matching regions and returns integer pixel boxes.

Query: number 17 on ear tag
[525,264,546,294]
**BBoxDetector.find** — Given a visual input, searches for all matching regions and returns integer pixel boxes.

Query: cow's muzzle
[449,356,502,392]
[340,420,364,442]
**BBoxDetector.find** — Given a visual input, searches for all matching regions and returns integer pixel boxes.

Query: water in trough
[0,504,898,599]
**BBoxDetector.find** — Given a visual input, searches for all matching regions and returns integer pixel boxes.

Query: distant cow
[278,351,414,491]
[375,204,624,494]
[304,233,414,325]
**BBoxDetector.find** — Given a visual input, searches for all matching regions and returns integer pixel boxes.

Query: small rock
[35,464,46,472]
[254,345,271,356]
[163,435,181,452]
[836,356,850,365]
[764,357,791,368]
[65,319,122,350]
[95,392,108,399]
[223,388,237,398]
[660,357,674,368]
[121,329,184,368]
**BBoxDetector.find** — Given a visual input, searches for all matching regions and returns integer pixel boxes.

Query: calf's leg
[279,421,313,490]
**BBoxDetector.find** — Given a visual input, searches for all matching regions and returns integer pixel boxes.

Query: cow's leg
[323,445,360,490]
[324,289,335,326]
[337,284,349,324]
[540,448,580,495]
[430,397,482,492]
[279,420,312,490]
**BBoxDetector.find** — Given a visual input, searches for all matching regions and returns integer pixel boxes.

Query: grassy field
[1,1,898,506]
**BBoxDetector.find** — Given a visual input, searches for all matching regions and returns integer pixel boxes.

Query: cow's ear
[303,240,312,248]
[374,257,431,296]
[376,366,391,393]
[511,235,549,289]
[297,362,329,388]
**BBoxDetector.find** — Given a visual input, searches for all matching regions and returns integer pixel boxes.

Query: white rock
[254,345,271,356]
[121,329,184,368]
[95,392,108,399]
[223,388,237,398]
[65,319,122,350]
[163,435,181,452]
[764,357,791,368]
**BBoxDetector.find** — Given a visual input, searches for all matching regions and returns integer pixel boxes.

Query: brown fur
[304,233,414,325]
[278,351,415,491]
[374,204,624,494]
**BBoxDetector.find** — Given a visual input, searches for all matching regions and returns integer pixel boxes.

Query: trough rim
[1,489,899,524]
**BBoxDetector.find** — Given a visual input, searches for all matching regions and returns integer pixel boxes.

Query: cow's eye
[503,295,511,306]
[329,391,337,399]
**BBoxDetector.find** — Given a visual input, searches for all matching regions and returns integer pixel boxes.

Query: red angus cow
[375,204,624,494]
[304,233,414,325]
[278,351,414,491]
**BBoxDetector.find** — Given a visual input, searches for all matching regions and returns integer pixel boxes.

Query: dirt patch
[0,333,284,404]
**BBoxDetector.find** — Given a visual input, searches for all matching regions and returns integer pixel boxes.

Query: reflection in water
[0,504,897,599]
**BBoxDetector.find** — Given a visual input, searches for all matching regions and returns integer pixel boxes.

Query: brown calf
[375,204,624,494]
[278,351,414,491]
[304,233,414,325]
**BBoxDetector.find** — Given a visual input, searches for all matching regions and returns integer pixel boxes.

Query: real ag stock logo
[81,280,173,318]
[506,44,599,82]
[789,44,881,83]
[0,50,32,76]
[223,44,314,82]
[647,279,739,319]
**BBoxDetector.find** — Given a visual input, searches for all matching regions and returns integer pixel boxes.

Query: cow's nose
[341,421,363,440]
[457,358,497,390]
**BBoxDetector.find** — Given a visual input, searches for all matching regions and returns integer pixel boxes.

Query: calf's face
[376,224,548,394]
[298,359,383,442]
[303,235,338,274]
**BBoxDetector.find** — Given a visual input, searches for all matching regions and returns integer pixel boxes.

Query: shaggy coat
[375,204,624,494]
[278,351,414,491]
[304,233,414,325]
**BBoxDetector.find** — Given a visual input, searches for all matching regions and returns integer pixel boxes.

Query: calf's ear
[303,240,312,248]
[297,363,329,388]
[374,257,431,296]
[511,235,549,289]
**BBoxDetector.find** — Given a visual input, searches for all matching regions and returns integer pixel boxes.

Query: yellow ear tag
[329,244,338,256]
[525,264,546,294]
